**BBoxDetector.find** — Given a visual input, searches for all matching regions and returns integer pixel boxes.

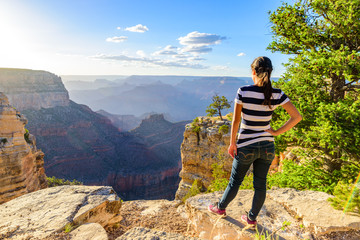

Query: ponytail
[251,57,273,108]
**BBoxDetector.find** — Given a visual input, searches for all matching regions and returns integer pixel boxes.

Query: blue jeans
[218,141,275,220]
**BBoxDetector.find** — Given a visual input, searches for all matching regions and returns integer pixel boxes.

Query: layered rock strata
[0,93,47,204]
[176,117,233,200]
[0,68,69,110]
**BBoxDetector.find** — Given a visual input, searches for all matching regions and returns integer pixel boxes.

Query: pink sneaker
[241,214,257,229]
[208,203,226,218]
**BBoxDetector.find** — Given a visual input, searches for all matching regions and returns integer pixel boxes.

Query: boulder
[70,223,108,240]
[0,185,121,239]
[116,227,198,240]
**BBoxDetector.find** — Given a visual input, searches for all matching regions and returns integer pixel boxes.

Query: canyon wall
[0,68,69,111]
[0,68,185,200]
[175,116,233,200]
[0,93,47,204]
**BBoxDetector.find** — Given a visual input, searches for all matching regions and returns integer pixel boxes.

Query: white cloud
[93,54,207,69]
[125,24,149,33]
[178,31,226,54]
[153,45,179,56]
[136,50,146,57]
[106,36,128,43]
[117,27,121,30]
[189,56,206,61]
[178,31,226,46]
[181,45,212,54]
[237,52,246,57]
[173,54,188,59]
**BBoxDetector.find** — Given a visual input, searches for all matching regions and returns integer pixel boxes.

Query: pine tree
[206,94,231,121]
[268,0,360,171]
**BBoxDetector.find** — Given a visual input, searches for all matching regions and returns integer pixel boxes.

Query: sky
[0,0,292,78]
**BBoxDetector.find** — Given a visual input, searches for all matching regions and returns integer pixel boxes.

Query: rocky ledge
[0,185,121,239]
[186,188,360,240]
[0,186,359,239]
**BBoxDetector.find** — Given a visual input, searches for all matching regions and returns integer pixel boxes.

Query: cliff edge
[0,92,47,204]
[176,116,232,200]
[0,68,69,110]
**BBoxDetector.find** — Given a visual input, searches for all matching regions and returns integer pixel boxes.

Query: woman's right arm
[265,101,302,136]
[228,103,242,158]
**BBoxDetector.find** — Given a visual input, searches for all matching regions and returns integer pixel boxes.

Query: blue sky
[0,0,292,77]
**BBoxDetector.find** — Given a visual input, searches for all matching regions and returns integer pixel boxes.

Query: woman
[208,56,302,229]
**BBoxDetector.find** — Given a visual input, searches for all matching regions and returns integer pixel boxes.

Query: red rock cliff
[0,93,47,204]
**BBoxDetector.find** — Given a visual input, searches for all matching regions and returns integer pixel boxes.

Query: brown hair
[251,56,273,108]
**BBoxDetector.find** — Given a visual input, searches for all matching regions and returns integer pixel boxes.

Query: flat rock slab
[186,189,360,240]
[116,227,198,240]
[0,185,121,239]
[267,188,360,235]
[186,190,314,240]
[70,223,108,240]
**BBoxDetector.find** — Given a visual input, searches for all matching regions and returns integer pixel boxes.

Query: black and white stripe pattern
[234,85,289,148]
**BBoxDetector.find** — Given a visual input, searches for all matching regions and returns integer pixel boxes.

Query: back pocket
[236,148,256,164]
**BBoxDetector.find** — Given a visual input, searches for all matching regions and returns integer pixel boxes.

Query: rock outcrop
[0,68,69,110]
[176,116,232,200]
[0,93,47,204]
[185,189,360,239]
[0,185,121,239]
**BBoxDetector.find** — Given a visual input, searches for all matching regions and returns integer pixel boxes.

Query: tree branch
[345,79,360,86]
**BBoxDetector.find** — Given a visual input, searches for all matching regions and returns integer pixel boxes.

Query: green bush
[239,173,254,190]
[218,124,229,134]
[267,159,360,194]
[267,159,334,193]
[328,181,360,214]
[47,176,83,187]
[182,179,202,203]
[24,129,31,143]
[191,117,201,133]
[0,138,7,144]
[207,162,229,192]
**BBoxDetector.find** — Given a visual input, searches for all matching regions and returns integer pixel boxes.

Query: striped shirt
[234,85,289,148]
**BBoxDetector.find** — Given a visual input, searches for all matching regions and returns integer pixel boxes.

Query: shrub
[182,179,202,203]
[207,162,229,192]
[47,176,83,187]
[267,158,360,194]
[191,117,201,133]
[218,124,229,134]
[239,173,254,190]
[328,180,360,214]
[24,129,31,143]
[64,223,75,233]
[0,138,7,144]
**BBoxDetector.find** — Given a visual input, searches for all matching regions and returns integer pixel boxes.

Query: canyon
[0,68,185,200]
